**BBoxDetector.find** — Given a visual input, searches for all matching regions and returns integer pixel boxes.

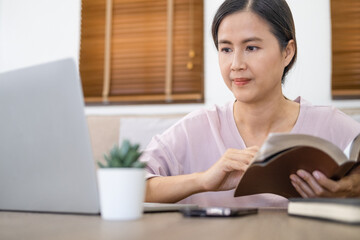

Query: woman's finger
[222,158,250,172]
[290,173,316,198]
[223,149,258,165]
[312,171,344,194]
[297,170,328,196]
[291,180,309,198]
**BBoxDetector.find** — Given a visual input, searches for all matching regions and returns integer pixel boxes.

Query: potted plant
[97,140,146,220]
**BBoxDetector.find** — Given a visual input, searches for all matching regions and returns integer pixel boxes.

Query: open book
[234,133,360,198]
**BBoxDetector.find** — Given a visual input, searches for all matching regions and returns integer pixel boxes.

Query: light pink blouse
[140,97,360,208]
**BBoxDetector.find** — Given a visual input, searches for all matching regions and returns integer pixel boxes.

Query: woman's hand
[290,168,360,198]
[145,146,259,203]
[199,146,259,192]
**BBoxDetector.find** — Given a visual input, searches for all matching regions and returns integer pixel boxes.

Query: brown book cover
[234,133,360,198]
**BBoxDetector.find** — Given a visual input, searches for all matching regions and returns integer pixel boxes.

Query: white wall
[0,0,4,66]
[0,0,359,115]
[283,0,360,108]
[0,0,81,71]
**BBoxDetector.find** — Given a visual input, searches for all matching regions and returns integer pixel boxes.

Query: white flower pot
[97,168,146,220]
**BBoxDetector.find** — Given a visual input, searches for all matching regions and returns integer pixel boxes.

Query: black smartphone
[180,207,258,218]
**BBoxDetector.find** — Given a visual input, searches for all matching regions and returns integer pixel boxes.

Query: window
[331,0,360,99]
[80,0,204,104]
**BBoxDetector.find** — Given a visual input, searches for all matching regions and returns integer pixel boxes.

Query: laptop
[0,58,100,214]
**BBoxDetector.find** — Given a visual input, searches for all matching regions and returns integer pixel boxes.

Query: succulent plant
[98,140,146,168]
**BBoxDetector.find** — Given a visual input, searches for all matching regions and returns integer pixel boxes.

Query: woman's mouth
[233,78,251,86]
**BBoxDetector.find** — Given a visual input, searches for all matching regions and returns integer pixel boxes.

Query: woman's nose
[231,52,247,71]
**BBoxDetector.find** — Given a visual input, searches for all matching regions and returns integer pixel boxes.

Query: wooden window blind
[80,0,204,104]
[331,0,360,99]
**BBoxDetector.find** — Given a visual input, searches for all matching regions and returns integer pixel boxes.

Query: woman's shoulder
[298,97,359,125]
[174,101,233,126]
[150,102,235,159]
[159,101,234,142]
[294,96,360,150]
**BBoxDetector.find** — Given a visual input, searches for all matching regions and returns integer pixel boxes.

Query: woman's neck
[233,95,300,147]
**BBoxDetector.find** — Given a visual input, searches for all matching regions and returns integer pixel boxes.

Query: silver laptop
[0,58,100,214]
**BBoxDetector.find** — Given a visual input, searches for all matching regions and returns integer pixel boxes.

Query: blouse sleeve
[139,122,187,180]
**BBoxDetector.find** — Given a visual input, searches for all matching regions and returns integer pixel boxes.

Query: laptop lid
[0,58,100,214]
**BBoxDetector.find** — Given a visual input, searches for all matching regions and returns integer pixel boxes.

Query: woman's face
[217,11,294,103]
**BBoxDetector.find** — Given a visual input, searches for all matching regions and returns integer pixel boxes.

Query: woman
[140,0,360,207]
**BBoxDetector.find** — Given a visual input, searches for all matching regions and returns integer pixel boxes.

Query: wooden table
[0,209,359,240]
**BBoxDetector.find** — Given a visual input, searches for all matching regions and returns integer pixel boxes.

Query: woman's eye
[246,46,259,51]
[220,47,232,53]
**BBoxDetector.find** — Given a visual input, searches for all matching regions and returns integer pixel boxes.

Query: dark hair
[212,0,297,83]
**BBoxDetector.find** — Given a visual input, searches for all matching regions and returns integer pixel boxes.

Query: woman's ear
[284,40,295,67]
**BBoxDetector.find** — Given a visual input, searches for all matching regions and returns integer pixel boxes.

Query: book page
[254,133,349,165]
[344,143,351,159]
[350,133,360,161]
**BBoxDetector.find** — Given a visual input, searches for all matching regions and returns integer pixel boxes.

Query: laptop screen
[0,58,99,214]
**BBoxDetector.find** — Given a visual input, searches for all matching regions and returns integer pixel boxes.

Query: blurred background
[0,0,359,116]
